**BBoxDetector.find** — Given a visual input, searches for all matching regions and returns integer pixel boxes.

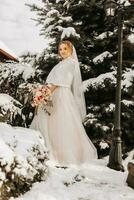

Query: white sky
[0,0,48,56]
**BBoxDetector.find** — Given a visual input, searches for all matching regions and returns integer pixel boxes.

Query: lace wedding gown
[30,57,97,166]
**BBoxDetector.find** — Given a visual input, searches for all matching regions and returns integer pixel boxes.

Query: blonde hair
[58,40,73,56]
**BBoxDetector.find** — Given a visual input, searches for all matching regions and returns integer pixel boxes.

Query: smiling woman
[30,40,97,166]
[58,41,73,59]
[0,0,46,56]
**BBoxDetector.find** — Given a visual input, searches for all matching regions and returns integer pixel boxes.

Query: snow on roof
[0,40,19,62]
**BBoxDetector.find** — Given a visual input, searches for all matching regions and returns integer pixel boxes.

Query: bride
[30,40,97,166]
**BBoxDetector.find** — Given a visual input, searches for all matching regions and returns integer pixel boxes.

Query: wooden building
[0,40,19,62]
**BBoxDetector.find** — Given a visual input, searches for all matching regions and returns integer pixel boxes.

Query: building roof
[0,40,19,62]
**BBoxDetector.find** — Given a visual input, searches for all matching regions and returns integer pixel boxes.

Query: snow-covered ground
[0,108,133,200]
[12,152,134,200]
[0,96,133,200]
[0,121,133,200]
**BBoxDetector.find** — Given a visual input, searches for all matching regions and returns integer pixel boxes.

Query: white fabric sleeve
[46,58,75,88]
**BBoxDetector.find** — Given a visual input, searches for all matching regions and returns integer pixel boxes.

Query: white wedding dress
[30,56,97,166]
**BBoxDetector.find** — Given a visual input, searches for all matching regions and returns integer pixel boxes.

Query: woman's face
[59,43,72,59]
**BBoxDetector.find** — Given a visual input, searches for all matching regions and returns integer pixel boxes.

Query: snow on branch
[122,69,134,91]
[60,16,72,22]
[0,94,21,110]
[83,68,134,93]
[93,51,113,64]
[61,27,80,39]
[128,34,134,44]
[122,99,134,106]
[47,9,60,17]
[83,71,116,91]
[95,32,113,40]
[0,62,35,82]
[0,94,22,122]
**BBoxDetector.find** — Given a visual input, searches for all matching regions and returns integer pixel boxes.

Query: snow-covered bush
[0,123,48,199]
[0,94,22,125]
[0,61,43,127]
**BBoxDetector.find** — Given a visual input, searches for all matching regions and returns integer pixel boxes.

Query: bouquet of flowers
[31,84,53,115]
